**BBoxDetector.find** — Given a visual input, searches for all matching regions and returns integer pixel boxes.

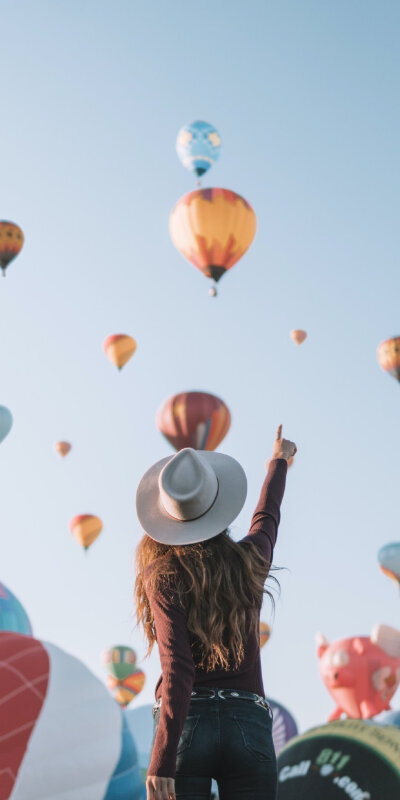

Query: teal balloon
[0,405,13,444]
[176,120,221,177]
[0,581,33,634]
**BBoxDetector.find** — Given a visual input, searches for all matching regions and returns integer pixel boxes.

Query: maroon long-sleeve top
[144,458,287,777]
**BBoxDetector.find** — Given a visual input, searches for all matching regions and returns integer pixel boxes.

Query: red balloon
[156,391,231,451]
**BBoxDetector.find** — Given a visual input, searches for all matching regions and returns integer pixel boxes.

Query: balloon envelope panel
[0,633,144,800]
[277,719,400,799]
[0,584,32,635]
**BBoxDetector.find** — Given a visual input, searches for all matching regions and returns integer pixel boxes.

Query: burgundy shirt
[144,458,287,777]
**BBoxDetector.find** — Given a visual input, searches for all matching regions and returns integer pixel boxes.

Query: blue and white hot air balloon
[0,405,13,444]
[0,582,32,634]
[176,120,221,178]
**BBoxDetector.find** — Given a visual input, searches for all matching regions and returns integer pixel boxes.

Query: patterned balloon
[0,221,24,276]
[102,646,137,681]
[260,622,271,648]
[107,668,146,708]
[0,632,144,799]
[377,337,400,382]
[169,188,256,288]
[378,542,400,588]
[268,698,298,755]
[103,335,137,370]
[69,514,103,551]
[0,582,32,635]
[176,121,221,178]
[156,391,231,451]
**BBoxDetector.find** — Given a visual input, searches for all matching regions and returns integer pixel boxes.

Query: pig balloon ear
[371,624,400,658]
[316,632,329,657]
[353,638,365,654]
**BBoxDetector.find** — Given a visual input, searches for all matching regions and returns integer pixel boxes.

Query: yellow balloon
[103,334,137,370]
[69,515,103,551]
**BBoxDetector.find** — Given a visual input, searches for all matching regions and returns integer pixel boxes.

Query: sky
[1,0,400,736]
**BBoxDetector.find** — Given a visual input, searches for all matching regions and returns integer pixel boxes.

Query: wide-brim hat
[136,447,247,545]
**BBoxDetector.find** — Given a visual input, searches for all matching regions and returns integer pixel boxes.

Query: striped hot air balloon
[156,391,231,451]
[0,632,144,799]
[69,514,103,551]
[103,335,137,370]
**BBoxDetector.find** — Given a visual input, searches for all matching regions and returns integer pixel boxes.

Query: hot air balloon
[268,698,298,755]
[290,329,307,345]
[69,514,103,551]
[102,646,138,681]
[0,405,13,444]
[0,632,144,800]
[156,391,231,451]
[55,441,71,457]
[260,622,271,648]
[107,668,146,708]
[176,121,221,178]
[0,582,32,635]
[377,337,400,382]
[169,188,256,294]
[0,221,24,276]
[103,334,137,370]
[378,542,400,589]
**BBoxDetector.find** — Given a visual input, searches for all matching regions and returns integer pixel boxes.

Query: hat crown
[159,448,218,521]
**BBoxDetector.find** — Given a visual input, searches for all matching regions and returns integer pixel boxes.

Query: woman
[135,425,296,800]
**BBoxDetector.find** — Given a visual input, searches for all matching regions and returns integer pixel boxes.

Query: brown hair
[134,531,278,672]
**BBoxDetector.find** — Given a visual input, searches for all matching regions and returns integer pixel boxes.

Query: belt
[153,688,272,716]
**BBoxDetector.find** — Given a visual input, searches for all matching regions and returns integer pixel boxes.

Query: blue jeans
[152,693,277,799]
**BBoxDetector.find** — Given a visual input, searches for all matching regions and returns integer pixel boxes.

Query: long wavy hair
[134,530,279,672]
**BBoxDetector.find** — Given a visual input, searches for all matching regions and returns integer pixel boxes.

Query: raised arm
[240,425,297,563]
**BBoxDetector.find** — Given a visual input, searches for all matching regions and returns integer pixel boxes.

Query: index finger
[276,424,283,440]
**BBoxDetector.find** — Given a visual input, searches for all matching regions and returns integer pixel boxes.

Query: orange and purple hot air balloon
[169,188,256,295]
[69,514,103,552]
[0,221,24,276]
[103,334,137,370]
[156,391,231,451]
[377,337,400,382]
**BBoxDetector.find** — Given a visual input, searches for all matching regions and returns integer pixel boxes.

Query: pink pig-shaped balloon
[316,623,400,721]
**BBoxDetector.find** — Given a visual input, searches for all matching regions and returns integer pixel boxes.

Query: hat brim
[136,451,247,545]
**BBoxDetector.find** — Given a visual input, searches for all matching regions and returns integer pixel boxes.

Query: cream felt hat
[136,448,247,545]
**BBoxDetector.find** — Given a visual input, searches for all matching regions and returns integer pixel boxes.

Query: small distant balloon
[378,542,400,589]
[55,441,71,457]
[103,334,137,370]
[0,406,13,444]
[102,645,137,681]
[0,221,24,276]
[176,121,221,178]
[260,622,271,649]
[377,337,400,382]
[290,329,307,345]
[69,514,103,551]
[107,668,145,708]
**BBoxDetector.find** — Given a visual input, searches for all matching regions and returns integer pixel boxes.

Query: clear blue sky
[1,0,400,733]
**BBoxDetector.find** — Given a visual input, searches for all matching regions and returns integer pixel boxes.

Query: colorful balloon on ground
[0,221,24,276]
[107,668,145,708]
[69,514,103,551]
[260,622,271,648]
[290,329,307,345]
[0,632,144,800]
[378,542,400,588]
[55,441,71,457]
[169,188,256,289]
[268,698,298,755]
[0,582,32,635]
[176,121,221,178]
[102,646,138,681]
[0,405,13,444]
[103,334,137,370]
[276,719,400,800]
[316,624,400,720]
[377,337,400,382]
[156,391,231,451]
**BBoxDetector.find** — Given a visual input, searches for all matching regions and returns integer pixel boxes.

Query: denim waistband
[152,688,272,717]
